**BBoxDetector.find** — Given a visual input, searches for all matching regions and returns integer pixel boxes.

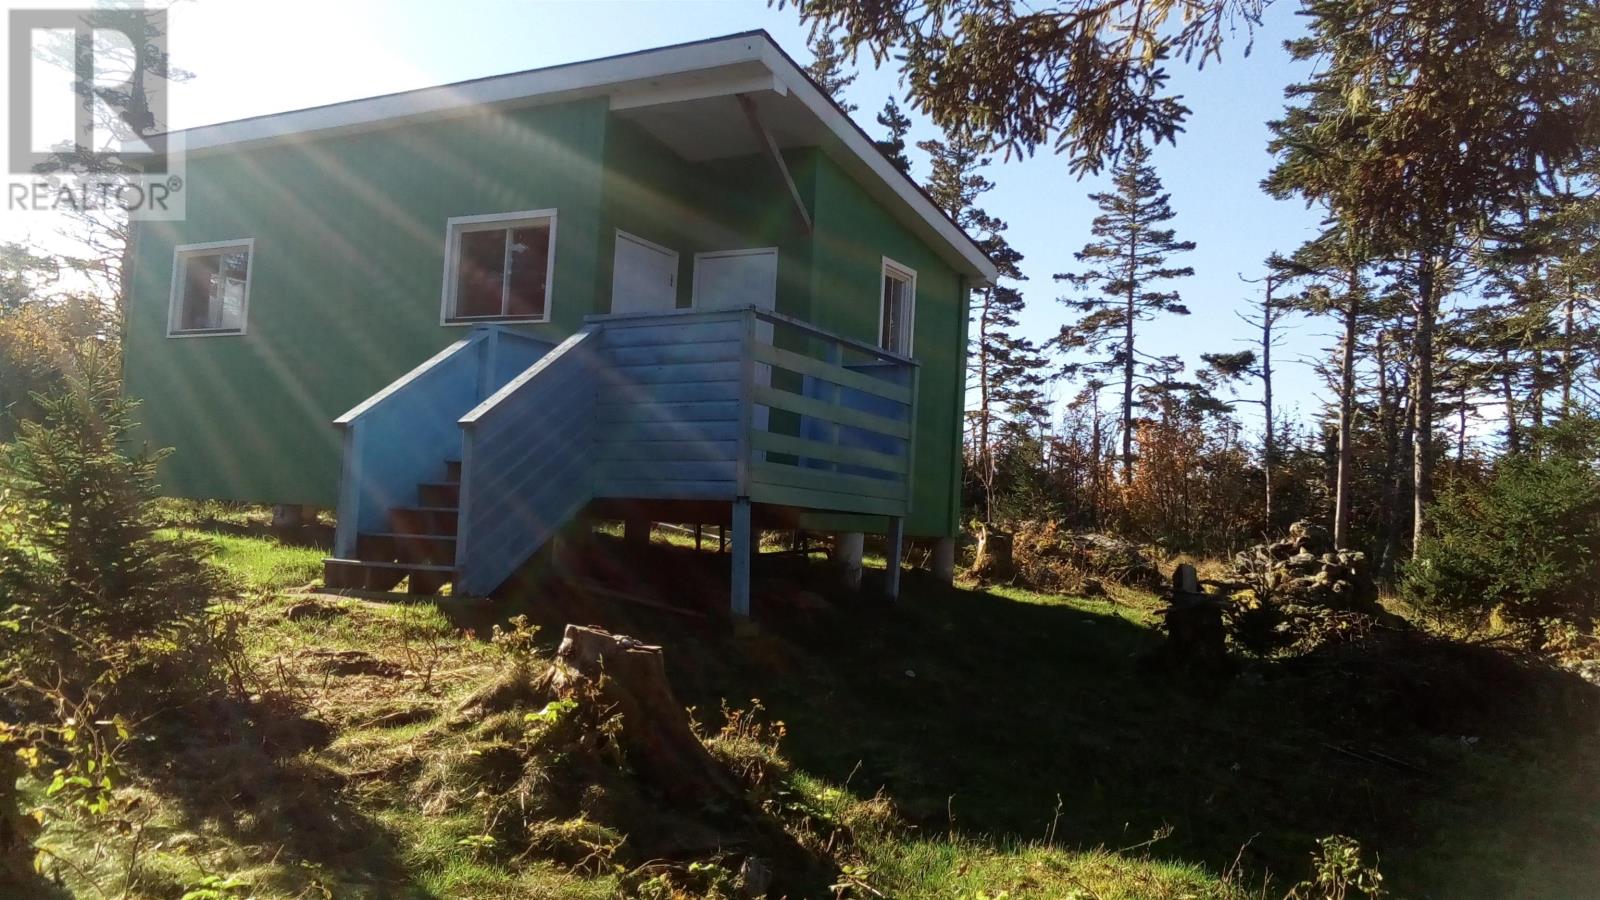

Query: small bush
[1404,418,1600,633]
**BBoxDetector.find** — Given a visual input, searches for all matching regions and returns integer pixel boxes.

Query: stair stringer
[454,326,604,596]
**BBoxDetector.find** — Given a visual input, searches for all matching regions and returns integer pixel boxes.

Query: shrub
[0,352,232,707]
[1404,417,1600,632]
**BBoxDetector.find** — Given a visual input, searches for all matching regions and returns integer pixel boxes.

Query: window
[879,257,916,355]
[441,209,557,323]
[168,240,254,337]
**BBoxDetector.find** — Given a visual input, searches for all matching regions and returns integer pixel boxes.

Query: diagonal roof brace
[736,93,812,234]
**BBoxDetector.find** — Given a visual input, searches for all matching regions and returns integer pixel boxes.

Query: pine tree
[1054,139,1194,484]
[920,133,1047,521]
[874,97,913,174]
[804,31,857,113]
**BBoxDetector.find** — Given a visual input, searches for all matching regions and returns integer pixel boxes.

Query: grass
[26,522,1599,899]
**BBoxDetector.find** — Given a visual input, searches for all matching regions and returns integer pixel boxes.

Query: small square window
[442,211,556,324]
[880,258,916,355]
[168,240,254,337]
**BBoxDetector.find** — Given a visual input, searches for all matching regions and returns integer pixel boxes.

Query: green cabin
[122,32,997,610]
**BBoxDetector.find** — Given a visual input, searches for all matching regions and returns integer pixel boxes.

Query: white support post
[833,531,864,590]
[933,536,956,585]
[731,498,752,617]
[885,517,904,600]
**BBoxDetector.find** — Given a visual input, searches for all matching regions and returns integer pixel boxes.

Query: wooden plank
[594,460,736,483]
[731,497,752,616]
[596,400,740,425]
[594,479,736,501]
[750,430,907,474]
[608,360,742,385]
[607,340,743,367]
[755,307,916,367]
[749,460,907,501]
[747,481,906,517]
[595,439,738,463]
[752,343,913,404]
[885,516,904,600]
[598,379,740,405]
[603,420,741,443]
[600,318,743,347]
[754,385,913,440]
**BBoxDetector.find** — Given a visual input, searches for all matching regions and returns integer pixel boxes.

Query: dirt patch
[299,649,404,678]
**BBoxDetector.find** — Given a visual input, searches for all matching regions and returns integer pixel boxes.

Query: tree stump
[971,523,1015,582]
[535,625,745,809]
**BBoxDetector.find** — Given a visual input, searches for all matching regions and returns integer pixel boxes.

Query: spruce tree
[1054,139,1194,484]
[874,97,913,174]
[804,31,857,113]
[920,133,1047,521]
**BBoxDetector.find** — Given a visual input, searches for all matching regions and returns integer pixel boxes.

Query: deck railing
[742,308,918,514]
[584,306,918,516]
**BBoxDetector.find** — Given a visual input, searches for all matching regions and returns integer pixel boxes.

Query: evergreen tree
[920,133,1048,521]
[1266,0,1600,552]
[874,97,913,174]
[1054,139,1194,484]
[804,31,857,113]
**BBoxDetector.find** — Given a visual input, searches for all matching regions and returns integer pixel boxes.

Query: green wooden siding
[124,102,966,537]
[124,99,610,505]
[805,153,966,537]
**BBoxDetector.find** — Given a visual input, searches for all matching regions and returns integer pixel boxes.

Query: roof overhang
[145,32,997,284]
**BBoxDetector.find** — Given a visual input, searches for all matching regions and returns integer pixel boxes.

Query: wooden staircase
[322,459,461,594]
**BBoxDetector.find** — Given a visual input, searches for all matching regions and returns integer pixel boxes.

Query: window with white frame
[441,209,556,323]
[879,257,916,355]
[168,240,254,336]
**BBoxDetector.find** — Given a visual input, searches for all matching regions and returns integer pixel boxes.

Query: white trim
[137,32,995,283]
[878,256,917,356]
[609,72,786,111]
[439,208,558,326]
[690,247,779,309]
[166,238,255,338]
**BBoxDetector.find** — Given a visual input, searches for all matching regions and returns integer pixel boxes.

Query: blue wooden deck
[328,306,919,606]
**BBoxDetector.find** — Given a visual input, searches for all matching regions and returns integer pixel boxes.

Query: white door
[694,248,779,436]
[692,248,778,316]
[611,231,678,315]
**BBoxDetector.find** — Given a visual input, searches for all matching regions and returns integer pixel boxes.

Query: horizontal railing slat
[750,430,907,474]
[752,343,913,404]
[749,481,905,517]
[753,385,912,440]
[749,460,906,501]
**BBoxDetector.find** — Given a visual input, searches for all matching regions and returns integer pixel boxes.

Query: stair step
[323,558,456,595]
[443,459,462,483]
[389,506,458,537]
[417,481,461,507]
[357,532,457,565]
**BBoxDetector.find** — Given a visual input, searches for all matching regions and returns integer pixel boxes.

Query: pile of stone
[1230,520,1379,610]
[1226,520,1400,652]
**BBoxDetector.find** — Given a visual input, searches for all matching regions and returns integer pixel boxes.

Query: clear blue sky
[12,0,1333,435]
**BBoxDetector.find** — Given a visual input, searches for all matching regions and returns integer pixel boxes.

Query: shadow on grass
[131,695,434,898]
[441,535,1600,899]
